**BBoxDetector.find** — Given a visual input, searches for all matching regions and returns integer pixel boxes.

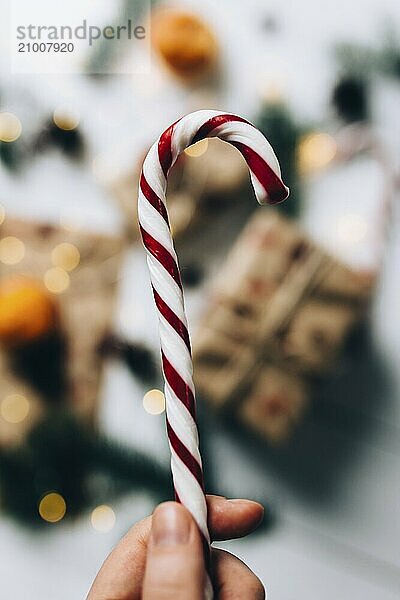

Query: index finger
[207,495,264,541]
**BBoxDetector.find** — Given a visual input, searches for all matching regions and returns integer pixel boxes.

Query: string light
[0,394,30,424]
[297,132,337,175]
[38,492,67,523]
[53,107,79,131]
[143,389,166,415]
[51,243,80,272]
[44,267,70,294]
[0,236,25,265]
[90,505,116,532]
[0,112,22,142]
[337,214,369,244]
[184,139,209,158]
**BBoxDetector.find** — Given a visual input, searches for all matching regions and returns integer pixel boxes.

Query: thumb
[142,502,206,600]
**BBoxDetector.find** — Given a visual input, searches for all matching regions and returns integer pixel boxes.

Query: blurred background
[0,0,399,598]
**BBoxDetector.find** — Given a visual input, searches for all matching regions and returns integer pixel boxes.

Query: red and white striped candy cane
[138,109,288,583]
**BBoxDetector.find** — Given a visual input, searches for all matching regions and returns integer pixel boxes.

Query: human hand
[87,495,265,599]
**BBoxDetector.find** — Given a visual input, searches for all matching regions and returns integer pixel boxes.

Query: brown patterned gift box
[193,211,374,443]
[0,217,124,447]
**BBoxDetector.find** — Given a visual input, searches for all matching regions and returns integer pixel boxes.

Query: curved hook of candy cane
[138,110,289,582]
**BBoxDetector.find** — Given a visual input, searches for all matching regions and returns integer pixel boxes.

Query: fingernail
[228,499,264,510]
[152,503,190,546]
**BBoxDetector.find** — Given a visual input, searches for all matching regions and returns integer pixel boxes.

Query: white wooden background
[0,0,399,598]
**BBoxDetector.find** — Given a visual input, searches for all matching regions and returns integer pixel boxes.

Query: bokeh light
[44,267,70,294]
[38,492,67,523]
[90,505,116,532]
[53,107,80,131]
[0,236,25,265]
[297,132,337,174]
[0,112,22,142]
[0,394,30,424]
[184,138,209,157]
[143,389,166,415]
[51,243,80,272]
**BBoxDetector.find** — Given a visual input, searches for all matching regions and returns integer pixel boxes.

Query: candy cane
[138,110,288,588]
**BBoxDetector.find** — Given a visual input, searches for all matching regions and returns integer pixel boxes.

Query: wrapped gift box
[0,217,124,447]
[193,211,374,443]
[239,365,309,444]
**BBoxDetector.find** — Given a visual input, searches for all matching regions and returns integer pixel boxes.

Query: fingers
[207,495,264,541]
[142,502,205,600]
[86,496,264,600]
[86,515,151,600]
[212,548,265,600]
